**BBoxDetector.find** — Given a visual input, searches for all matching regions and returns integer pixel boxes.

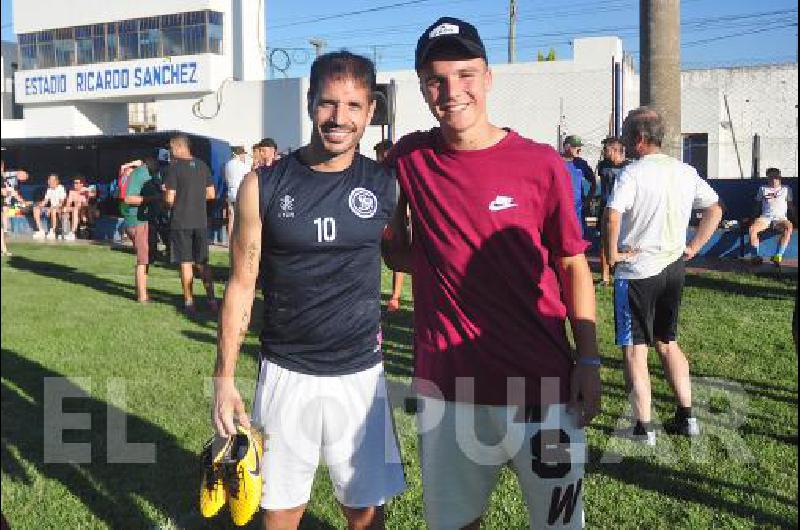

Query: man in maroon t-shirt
[383,17,601,530]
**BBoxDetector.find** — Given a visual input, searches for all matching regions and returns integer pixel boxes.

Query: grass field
[1,241,797,529]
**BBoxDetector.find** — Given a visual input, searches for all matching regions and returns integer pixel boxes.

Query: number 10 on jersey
[314,217,336,242]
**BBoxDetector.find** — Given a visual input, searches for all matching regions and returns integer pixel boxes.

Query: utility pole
[640,0,681,159]
[309,38,327,58]
[508,0,517,64]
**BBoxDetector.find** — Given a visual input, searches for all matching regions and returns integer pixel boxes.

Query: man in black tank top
[212,52,405,529]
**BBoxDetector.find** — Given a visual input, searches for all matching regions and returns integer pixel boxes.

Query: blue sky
[2,0,797,77]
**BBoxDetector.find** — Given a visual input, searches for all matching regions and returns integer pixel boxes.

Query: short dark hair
[257,138,277,150]
[308,51,377,107]
[766,167,781,178]
[602,136,623,147]
[623,106,665,147]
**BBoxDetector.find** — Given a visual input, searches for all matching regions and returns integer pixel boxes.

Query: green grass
[1,242,797,529]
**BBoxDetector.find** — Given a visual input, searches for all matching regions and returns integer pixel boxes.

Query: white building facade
[1,0,797,179]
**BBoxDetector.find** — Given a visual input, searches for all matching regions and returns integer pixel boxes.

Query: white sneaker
[32,230,46,240]
[64,232,76,241]
[45,230,56,240]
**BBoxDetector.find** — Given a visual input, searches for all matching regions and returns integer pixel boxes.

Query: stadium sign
[14,55,218,103]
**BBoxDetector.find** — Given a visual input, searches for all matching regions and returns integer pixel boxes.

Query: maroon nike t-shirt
[388,129,588,406]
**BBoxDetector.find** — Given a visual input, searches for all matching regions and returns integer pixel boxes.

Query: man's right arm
[212,171,262,436]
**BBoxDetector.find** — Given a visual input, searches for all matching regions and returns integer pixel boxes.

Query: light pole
[309,38,327,58]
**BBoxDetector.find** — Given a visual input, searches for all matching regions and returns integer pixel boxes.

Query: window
[138,17,160,58]
[15,10,224,69]
[183,24,206,55]
[183,11,207,55]
[92,24,106,63]
[76,26,91,62]
[19,33,37,69]
[683,134,709,179]
[106,23,118,61]
[54,28,75,66]
[118,19,139,61]
[208,11,223,54]
[36,30,55,69]
[161,14,183,56]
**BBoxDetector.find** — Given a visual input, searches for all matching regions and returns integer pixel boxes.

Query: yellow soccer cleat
[771,254,783,267]
[226,426,264,527]
[199,435,232,518]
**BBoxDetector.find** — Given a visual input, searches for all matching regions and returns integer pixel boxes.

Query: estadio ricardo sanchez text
[24,60,199,96]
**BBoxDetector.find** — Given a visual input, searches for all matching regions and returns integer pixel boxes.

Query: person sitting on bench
[749,167,795,266]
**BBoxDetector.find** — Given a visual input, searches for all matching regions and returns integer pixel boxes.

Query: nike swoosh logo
[489,201,518,212]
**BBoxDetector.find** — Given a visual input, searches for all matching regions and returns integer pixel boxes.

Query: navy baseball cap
[415,17,487,71]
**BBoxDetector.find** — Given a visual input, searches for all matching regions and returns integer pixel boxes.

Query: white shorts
[758,215,789,228]
[418,398,586,530]
[251,360,406,510]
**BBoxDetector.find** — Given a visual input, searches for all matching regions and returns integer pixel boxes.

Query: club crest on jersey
[279,194,295,218]
[348,188,378,219]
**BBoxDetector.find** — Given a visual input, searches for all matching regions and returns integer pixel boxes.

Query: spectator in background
[252,137,278,170]
[251,142,263,170]
[224,146,250,244]
[120,157,161,302]
[605,106,722,445]
[32,174,67,240]
[147,148,172,261]
[164,134,217,315]
[2,160,30,244]
[749,167,795,267]
[562,134,596,236]
[62,176,97,241]
[597,137,628,285]
[375,139,406,312]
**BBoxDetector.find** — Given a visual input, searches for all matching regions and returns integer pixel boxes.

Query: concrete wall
[156,76,307,151]
[22,102,129,137]
[682,64,798,179]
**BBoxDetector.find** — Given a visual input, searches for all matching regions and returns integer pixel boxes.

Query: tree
[537,50,546,62]
[546,48,556,61]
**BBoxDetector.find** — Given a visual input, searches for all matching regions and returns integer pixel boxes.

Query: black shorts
[614,258,685,346]
[170,228,209,264]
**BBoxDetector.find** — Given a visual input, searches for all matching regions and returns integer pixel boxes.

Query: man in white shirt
[224,146,250,243]
[33,174,67,240]
[605,107,722,445]
[749,167,795,266]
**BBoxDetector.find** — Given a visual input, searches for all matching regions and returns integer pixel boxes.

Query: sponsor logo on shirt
[349,188,378,219]
[488,195,518,212]
[279,194,295,218]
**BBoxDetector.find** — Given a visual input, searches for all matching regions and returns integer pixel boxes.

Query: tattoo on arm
[237,308,250,346]
[246,241,259,275]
